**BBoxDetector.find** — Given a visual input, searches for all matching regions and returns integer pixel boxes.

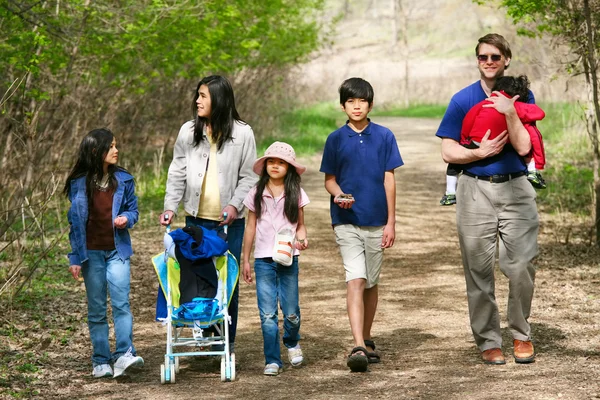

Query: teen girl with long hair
[64,128,143,378]
[160,75,257,353]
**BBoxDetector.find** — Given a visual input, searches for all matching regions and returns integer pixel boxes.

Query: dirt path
[36,117,600,399]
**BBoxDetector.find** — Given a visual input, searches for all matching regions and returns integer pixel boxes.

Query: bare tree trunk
[398,0,410,107]
[391,0,398,48]
[583,0,600,245]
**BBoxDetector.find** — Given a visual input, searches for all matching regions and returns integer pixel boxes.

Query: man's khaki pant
[456,174,539,351]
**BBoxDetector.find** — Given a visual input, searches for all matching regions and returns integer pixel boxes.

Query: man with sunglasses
[435,33,538,366]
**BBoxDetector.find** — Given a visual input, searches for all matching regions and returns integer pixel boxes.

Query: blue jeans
[254,256,301,367]
[83,250,135,366]
[185,216,244,347]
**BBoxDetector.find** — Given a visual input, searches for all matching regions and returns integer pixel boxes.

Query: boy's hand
[242,261,253,284]
[381,224,395,248]
[114,216,128,229]
[295,238,309,250]
[334,193,355,209]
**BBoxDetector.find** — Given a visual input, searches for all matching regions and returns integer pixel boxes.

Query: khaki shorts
[333,224,384,288]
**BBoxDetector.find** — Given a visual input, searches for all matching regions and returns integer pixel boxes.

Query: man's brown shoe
[481,348,506,365]
[513,340,535,363]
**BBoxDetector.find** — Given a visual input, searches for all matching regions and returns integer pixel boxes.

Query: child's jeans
[83,249,135,366]
[254,256,301,367]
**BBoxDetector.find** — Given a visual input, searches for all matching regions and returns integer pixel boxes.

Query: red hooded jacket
[460,91,546,169]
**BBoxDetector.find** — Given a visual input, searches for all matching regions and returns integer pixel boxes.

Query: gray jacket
[164,120,257,218]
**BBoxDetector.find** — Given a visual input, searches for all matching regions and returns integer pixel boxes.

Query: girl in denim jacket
[64,128,143,379]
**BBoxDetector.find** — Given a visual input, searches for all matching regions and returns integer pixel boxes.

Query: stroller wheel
[174,357,180,373]
[220,356,226,382]
[230,353,236,381]
[160,364,166,384]
[169,363,176,384]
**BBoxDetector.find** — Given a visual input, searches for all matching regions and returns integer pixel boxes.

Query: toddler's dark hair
[492,75,530,103]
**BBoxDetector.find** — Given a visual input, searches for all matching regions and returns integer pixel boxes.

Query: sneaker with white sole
[288,345,303,367]
[92,364,113,378]
[263,363,282,376]
[113,348,144,378]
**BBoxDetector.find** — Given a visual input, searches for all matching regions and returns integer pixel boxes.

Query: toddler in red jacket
[440,75,547,206]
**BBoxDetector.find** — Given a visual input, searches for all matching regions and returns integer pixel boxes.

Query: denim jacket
[67,170,139,266]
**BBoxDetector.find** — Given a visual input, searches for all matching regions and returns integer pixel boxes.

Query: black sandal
[364,340,381,364]
[347,346,369,372]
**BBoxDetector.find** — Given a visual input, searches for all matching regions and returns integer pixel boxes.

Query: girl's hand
[220,205,238,226]
[114,216,128,229]
[295,238,309,250]
[160,210,174,226]
[69,265,82,281]
[242,261,253,284]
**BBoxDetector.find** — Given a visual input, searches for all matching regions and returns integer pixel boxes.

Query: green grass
[256,102,340,156]
[370,103,447,118]
[257,102,448,154]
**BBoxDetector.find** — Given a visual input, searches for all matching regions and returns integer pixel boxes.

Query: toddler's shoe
[288,345,303,367]
[440,193,456,206]
[527,171,547,189]
[92,364,113,378]
[113,348,144,378]
[263,363,282,376]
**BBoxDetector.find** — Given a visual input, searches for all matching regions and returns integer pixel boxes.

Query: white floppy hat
[253,141,306,175]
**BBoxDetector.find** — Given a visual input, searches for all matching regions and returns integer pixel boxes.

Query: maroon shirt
[86,188,115,250]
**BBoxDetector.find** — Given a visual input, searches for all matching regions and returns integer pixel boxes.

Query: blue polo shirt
[436,81,536,176]
[320,121,403,227]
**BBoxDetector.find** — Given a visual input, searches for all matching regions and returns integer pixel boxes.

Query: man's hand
[483,91,518,116]
[474,129,508,159]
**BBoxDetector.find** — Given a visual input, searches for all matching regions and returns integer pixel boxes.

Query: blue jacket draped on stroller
[152,225,239,383]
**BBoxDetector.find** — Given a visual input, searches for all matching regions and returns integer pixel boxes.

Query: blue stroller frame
[153,223,238,383]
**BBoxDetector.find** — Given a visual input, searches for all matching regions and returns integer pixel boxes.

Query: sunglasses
[477,54,502,62]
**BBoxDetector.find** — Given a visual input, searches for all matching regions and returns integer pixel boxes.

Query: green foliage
[258,102,340,155]
[536,102,593,215]
[0,350,43,397]
[1,0,325,95]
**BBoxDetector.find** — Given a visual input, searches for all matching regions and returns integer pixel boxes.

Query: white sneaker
[263,363,282,376]
[113,348,144,378]
[92,364,113,378]
[288,345,303,367]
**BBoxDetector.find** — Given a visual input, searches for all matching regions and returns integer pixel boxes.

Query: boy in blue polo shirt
[320,77,403,372]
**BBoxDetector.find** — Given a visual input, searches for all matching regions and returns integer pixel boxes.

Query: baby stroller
[152,221,239,383]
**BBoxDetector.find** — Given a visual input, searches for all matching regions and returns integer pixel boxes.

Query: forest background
[1,0,600,396]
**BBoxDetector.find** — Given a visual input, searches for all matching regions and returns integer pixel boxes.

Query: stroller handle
[164,213,171,233]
